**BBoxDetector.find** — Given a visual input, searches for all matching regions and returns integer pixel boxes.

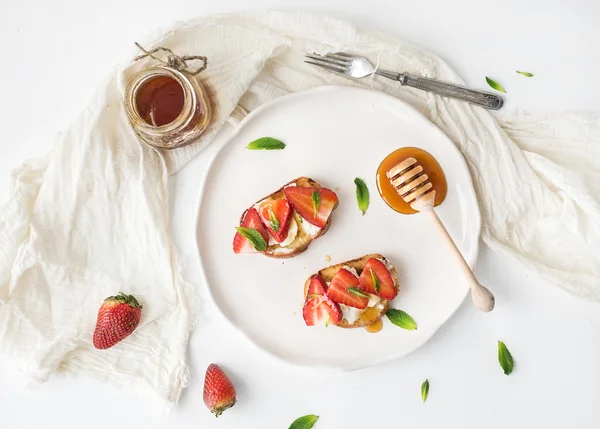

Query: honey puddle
[359,307,385,334]
[365,319,383,333]
[376,147,447,214]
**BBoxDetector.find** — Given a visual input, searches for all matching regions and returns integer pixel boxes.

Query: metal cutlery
[305,52,504,110]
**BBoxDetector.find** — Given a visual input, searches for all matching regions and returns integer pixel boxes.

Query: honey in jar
[135,75,185,127]
[125,66,211,150]
[376,147,447,214]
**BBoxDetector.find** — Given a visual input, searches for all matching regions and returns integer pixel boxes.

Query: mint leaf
[421,379,429,403]
[386,309,417,330]
[498,341,514,375]
[235,227,267,251]
[485,76,507,93]
[268,209,280,232]
[370,268,380,295]
[347,287,369,298]
[312,190,321,217]
[289,414,319,429]
[354,177,369,215]
[246,137,286,150]
[516,71,534,77]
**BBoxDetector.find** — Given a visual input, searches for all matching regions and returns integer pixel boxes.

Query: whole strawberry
[203,364,237,417]
[93,292,142,349]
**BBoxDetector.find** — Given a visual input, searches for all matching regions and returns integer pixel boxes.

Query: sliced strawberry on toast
[283,186,338,228]
[358,258,397,300]
[326,268,368,309]
[303,295,342,326]
[236,178,337,258]
[259,198,292,243]
[303,254,399,329]
[233,208,269,254]
[306,275,327,297]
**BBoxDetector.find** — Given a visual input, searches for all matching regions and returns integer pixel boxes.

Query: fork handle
[376,70,503,110]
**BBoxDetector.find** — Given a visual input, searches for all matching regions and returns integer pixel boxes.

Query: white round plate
[196,86,480,370]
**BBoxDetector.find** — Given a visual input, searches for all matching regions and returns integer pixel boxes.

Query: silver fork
[305,52,504,110]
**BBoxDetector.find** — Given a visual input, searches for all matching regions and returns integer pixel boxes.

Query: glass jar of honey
[124,65,211,150]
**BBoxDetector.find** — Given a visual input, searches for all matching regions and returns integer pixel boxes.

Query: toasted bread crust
[239,177,337,259]
[303,254,399,329]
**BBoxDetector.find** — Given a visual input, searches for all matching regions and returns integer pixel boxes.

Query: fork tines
[304,52,352,75]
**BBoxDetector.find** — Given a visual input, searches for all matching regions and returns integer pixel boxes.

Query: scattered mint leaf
[246,137,286,150]
[498,341,514,375]
[421,379,429,403]
[354,177,370,215]
[235,227,267,251]
[268,209,280,232]
[485,77,507,93]
[347,287,370,298]
[370,268,380,295]
[289,414,319,429]
[516,71,534,77]
[386,309,417,330]
[312,190,321,217]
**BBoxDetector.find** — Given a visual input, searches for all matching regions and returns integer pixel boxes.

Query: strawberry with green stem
[93,292,142,349]
[204,364,237,417]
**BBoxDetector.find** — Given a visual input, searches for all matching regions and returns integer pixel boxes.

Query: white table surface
[1,1,599,428]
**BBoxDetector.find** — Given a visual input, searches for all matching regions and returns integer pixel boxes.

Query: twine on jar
[133,42,208,75]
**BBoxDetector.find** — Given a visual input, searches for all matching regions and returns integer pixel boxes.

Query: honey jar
[125,63,211,150]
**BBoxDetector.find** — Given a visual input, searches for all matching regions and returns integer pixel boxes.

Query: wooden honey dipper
[387,157,495,312]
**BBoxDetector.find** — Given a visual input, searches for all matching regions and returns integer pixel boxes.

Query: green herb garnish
[421,379,429,403]
[370,269,380,295]
[312,190,321,217]
[354,177,370,215]
[516,71,534,77]
[498,341,514,375]
[347,287,370,298]
[386,308,417,330]
[235,227,267,251]
[485,76,507,93]
[268,209,280,232]
[246,137,286,150]
[289,414,319,429]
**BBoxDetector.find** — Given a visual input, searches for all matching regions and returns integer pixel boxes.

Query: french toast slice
[236,177,338,259]
[303,254,399,328]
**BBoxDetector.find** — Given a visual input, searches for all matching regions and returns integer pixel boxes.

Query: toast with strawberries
[233,177,339,258]
[302,254,399,328]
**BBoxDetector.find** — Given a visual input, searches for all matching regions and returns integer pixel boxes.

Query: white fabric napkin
[1,11,598,407]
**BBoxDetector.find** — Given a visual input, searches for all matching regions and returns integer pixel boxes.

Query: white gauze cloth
[1,11,599,406]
